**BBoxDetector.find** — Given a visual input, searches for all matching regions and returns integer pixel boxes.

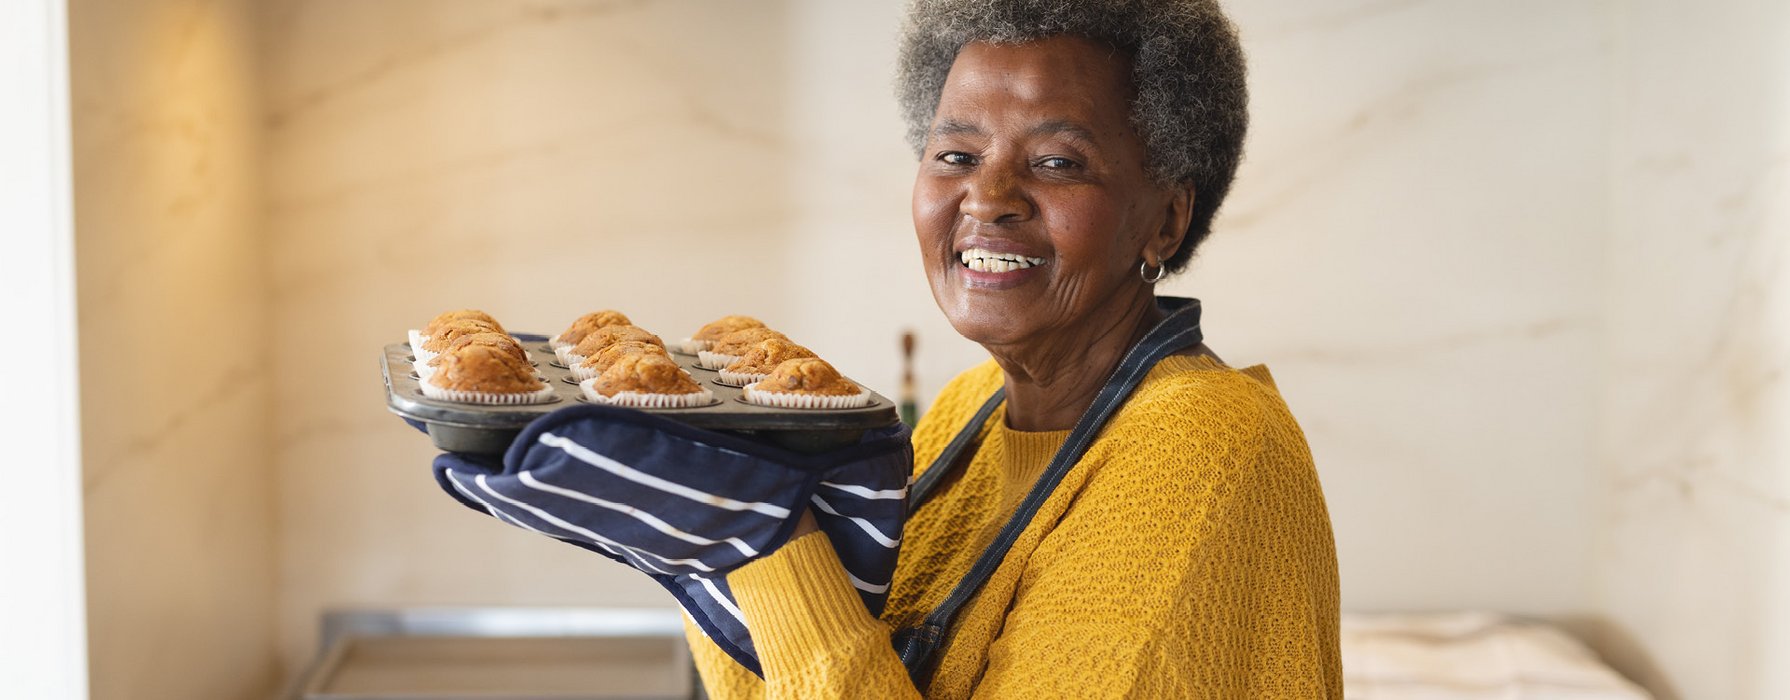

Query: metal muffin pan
[383,337,899,455]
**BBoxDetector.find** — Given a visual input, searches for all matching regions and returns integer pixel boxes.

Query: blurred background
[7,0,1786,698]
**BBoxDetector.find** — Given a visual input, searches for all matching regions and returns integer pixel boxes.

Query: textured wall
[258,0,891,675]
[1594,2,1790,699]
[1181,0,1610,616]
[69,0,277,698]
[258,0,1620,679]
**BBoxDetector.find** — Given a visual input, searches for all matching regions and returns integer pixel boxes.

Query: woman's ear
[1148,183,1196,265]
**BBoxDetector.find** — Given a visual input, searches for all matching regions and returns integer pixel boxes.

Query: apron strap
[895,296,1203,687]
[907,387,1005,507]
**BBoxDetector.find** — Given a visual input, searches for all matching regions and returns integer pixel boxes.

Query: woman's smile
[952,236,1050,289]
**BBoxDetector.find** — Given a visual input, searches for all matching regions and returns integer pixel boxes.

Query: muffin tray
[382,336,900,455]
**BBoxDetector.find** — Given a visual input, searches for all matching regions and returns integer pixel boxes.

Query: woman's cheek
[912,180,957,255]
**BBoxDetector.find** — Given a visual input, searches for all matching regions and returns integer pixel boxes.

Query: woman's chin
[933,282,1048,347]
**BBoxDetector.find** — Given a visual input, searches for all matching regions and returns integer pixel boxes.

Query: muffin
[424,309,505,336]
[742,358,871,409]
[552,310,633,350]
[571,340,670,381]
[561,324,665,366]
[718,337,816,387]
[579,353,715,408]
[698,326,788,370]
[679,315,766,354]
[418,319,504,358]
[420,331,529,378]
[421,344,553,405]
[410,309,505,354]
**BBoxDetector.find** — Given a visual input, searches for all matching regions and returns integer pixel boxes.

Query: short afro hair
[896,0,1249,274]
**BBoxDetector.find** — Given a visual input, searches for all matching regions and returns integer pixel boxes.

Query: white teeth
[958,248,1046,272]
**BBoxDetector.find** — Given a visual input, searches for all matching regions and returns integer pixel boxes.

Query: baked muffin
[566,324,665,365]
[572,340,669,381]
[681,315,766,353]
[422,344,552,404]
[429,332,527,366]
[423,309,505,337]
[698,326,788,369]
[553,310,633,349]
[579,353,715,408]
[420,319,504,354]
[718,337,816,386]
[742,358,870,409]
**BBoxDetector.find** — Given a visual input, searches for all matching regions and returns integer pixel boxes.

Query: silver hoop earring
[1140,260,1167,284]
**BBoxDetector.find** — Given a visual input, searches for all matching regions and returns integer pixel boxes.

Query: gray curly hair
[896,0,1248,273]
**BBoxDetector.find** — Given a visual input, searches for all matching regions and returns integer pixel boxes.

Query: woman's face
[913,36,1187,349]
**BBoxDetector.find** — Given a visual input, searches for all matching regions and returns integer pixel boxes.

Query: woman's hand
[788,508,819,540]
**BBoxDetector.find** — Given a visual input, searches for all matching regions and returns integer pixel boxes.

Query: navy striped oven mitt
[427,403,913,678]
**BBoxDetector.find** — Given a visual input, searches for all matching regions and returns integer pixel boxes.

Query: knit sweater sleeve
[975,374,1341,698]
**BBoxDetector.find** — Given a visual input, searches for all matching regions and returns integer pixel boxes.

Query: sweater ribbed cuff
[728,531,886,659]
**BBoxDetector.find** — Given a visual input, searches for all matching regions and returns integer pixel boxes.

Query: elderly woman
[685,0,1340,697]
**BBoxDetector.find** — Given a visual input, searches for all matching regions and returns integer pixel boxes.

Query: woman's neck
[985,287,1161,432]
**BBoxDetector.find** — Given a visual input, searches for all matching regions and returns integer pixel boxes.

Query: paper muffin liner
[697,350,742,370]
[407,329,429,353]
[555,346,586,367]
[578,378,718,408]
[741,383,873,410]
[676,338,713,356]
[418,380,557,406]
[715,369,771,387]
[568,362,606,382]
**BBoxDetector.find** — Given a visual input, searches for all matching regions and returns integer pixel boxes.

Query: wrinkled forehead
[933,37,1136,138]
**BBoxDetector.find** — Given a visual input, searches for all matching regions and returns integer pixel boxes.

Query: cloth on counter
[1342,612,1652,699]
[428,403,912,678]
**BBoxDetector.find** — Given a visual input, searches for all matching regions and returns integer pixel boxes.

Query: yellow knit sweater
[687,355,1341,698]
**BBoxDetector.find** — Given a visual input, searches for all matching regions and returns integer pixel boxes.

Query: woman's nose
[961,163,1033,224]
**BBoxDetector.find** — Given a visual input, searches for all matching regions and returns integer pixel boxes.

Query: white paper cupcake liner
[578,378,718,408]
[676,338,712,355]
[741,383,873,409]
[555,346,585,367]
[418,381,557,405]
[407,329,429,353]
[569,362,604,382]
[716,369,771,387]
[697,350,741,370]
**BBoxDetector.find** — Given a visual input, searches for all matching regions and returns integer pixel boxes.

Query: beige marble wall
[1177,1,1611,614]
[69,0,277,698]
[260,0,1625,678]
[260,0,816,675]
[1594,2,1790,698]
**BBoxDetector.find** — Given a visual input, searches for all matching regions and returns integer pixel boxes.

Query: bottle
[899,330,918,426]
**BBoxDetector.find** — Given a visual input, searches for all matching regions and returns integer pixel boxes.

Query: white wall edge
[0,0,90,697]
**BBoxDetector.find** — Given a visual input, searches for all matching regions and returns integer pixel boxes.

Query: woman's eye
[936,151,976,166]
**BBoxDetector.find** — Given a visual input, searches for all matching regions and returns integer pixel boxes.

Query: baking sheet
[383,338,900,455]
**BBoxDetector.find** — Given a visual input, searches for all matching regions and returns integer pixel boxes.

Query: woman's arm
[728,531,922,698]
[719,378,1338,698]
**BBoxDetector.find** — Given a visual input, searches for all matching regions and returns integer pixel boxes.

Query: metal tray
[383,337,899,455]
